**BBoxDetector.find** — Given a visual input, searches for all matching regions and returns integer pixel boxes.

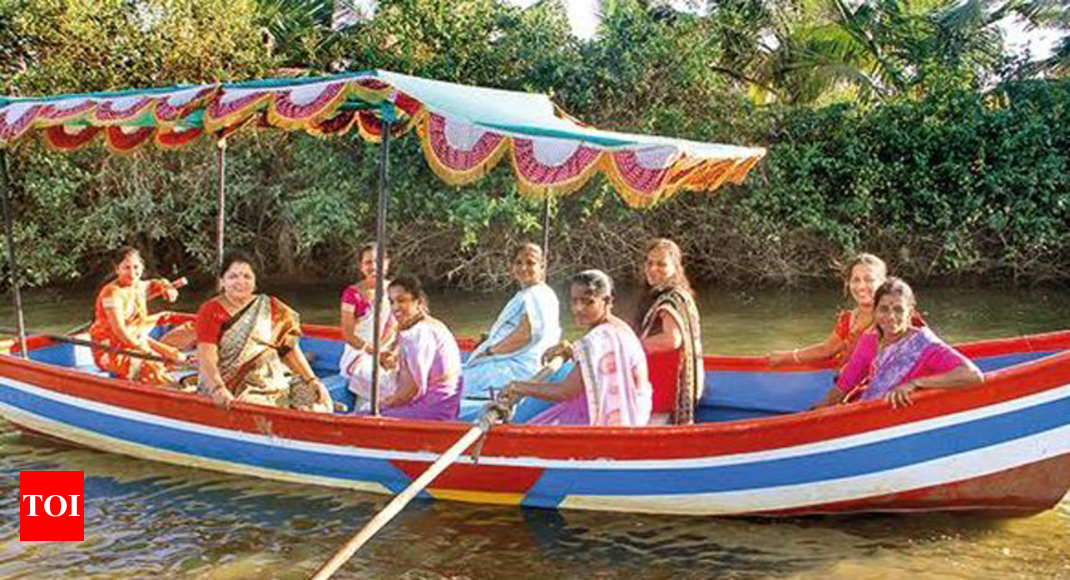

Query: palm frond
[1031,30,1070,75]
[935,0,991,31]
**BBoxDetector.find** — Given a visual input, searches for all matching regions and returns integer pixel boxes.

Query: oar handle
[489,355,565,422]
[311,355,567,580]
[0,326,188,367]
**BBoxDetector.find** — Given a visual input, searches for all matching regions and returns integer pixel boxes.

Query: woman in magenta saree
[503,270,652,427]
[819,277,984,409]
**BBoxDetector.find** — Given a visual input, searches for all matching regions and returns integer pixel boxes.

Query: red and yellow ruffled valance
[0,70,766,207]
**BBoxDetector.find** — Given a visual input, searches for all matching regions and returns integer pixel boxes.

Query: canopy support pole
[215,138,227,271]
[0,151,28,358]
[370,106,396,417]
[541,197,552,260]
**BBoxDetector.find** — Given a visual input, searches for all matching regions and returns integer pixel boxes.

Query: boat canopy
[0,70,765,207]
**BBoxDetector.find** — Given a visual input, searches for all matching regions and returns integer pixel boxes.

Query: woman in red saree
[195,251,331,413]
[88,247,187,385]
[768,253,896,369]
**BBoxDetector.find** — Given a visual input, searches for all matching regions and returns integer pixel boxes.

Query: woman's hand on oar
[499,355,566,410]
[0,327,193,369]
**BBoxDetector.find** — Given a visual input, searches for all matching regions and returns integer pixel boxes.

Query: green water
[1,283,1070,579]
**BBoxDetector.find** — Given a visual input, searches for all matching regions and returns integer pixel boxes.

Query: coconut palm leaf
[254,0,340,68]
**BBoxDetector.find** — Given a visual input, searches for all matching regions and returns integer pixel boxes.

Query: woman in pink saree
[817,277,984,409]
[503,270,652,426]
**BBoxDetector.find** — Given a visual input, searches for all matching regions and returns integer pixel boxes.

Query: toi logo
[19,471,84,541]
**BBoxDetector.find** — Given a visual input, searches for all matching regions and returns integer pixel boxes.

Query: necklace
[880,328,910,349]
[220,293,254,313]
[399,312,425,331]
[852,307,873,330]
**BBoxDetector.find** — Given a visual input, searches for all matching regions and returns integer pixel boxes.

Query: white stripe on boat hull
[3,376,1070,472]
[0,403,393,495]
[560,424,1070,515]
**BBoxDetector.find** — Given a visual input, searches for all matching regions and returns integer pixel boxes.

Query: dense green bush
[1,0,1068,291]
[743,81,1070,283]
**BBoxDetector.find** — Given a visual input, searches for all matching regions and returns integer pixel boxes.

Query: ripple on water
[2,431,1069,579]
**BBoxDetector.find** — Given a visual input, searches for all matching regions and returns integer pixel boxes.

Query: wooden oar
[65,276,188,336]
[310,357,565,580]
[0,327,189,367]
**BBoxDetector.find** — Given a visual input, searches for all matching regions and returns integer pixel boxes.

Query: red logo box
[19,471,84,541]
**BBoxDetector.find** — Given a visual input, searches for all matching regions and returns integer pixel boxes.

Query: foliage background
[0,0,1068,290]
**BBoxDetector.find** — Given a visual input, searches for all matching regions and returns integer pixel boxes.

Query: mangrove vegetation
[1,0,1069,290]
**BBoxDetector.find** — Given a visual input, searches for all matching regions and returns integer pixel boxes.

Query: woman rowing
[374,275,462,420]
[88,246,188,385]
[195,251,331,412]
[634,238,704,425]
[339,242,397,407]
[463,243,561,398]
[817,277,984,408]
[503,270,652,426]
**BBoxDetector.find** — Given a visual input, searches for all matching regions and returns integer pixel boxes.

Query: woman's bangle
[792,348,800,363]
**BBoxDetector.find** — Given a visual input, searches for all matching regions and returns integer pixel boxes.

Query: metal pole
[0,151,28,358]
[541,196,552,261]
[370,106,395,417]
[215,137,227,271]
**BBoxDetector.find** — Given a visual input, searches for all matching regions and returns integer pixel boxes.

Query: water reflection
[2,425,1069,579]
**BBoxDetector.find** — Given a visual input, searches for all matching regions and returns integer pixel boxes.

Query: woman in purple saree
[817,277,984,409]
[503,270,652,427]
[376,275,462,421]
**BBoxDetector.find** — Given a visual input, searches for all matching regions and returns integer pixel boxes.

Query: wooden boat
[3,72,1067,519]
[2,312,1069,517]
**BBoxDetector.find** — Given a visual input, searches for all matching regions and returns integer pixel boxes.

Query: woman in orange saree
[768,253,889,369]
[88,247,188,385]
